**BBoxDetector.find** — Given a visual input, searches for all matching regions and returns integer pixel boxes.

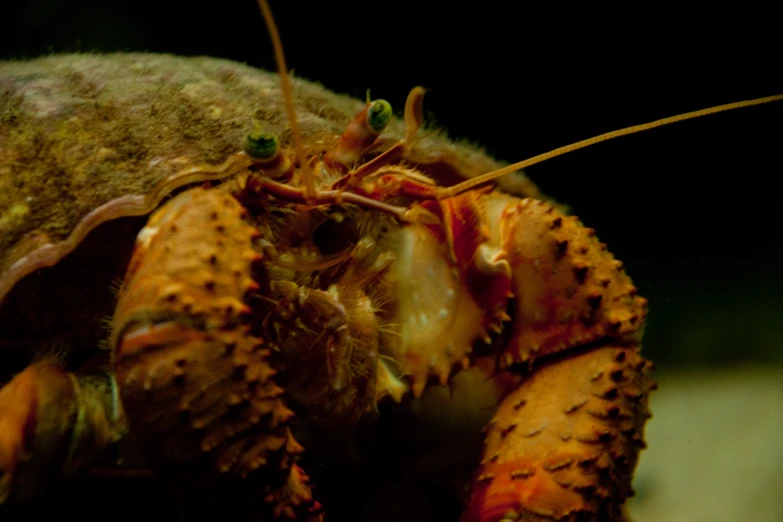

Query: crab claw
[111,187,322,520]
[463,346,655,522]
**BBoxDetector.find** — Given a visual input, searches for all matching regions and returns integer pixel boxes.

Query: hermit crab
[1,1,779,520]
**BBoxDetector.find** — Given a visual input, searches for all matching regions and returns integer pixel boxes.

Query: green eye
[367,99,392,133]
[243,130,279,160]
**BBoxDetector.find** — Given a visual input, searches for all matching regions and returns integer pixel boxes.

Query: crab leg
[0,363,126,504]
[110,187,321,521]
[261,234,398,428]
[262,279,381,429]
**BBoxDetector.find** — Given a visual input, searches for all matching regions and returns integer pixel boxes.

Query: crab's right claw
[111,188,321,520]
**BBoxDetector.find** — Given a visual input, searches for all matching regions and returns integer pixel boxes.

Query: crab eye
[243,130,279,161]
[367,99,392,133]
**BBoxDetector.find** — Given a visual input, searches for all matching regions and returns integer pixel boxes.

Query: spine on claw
[110,188,320,520]
[463,346,655,522]
[384,184,653,520]
[455,194,654,521]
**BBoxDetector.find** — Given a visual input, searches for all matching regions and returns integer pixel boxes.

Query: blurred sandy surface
[628,367,783,522]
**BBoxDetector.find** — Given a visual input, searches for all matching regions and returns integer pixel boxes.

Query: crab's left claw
[457,194,656,521]
[463,345,655,522]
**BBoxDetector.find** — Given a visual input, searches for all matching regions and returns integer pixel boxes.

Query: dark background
[2,1,782,368]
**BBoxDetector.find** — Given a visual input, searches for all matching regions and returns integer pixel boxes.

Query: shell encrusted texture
[0,53,525,280]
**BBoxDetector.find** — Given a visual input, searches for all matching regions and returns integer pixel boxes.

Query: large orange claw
[486,195,648,367]
[111,188,320,520]
[464,346,655,522]
[407,190,655,520]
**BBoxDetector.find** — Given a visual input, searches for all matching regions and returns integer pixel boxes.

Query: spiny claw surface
[464,346,655,522]
[489,197,648,366]
[112,188,318,519]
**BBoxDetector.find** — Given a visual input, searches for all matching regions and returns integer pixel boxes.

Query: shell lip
[0,154,250,308]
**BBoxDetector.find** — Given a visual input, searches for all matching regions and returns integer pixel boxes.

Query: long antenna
[257,0,317,202]
[438,93,783,199]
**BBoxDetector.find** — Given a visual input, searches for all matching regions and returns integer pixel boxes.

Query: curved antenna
[437,93,783,199]
[257,0,317,202]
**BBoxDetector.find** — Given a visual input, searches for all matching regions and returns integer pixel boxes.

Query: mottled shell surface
[0,53,539,370]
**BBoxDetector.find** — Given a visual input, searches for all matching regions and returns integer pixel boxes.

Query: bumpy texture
[0,53,543,303]
[490,197,647,366]
[112,188,319,520]
[0,53,654,521]
[0,53,348,270]
[0,54,545,380]
[464,347,655,522]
